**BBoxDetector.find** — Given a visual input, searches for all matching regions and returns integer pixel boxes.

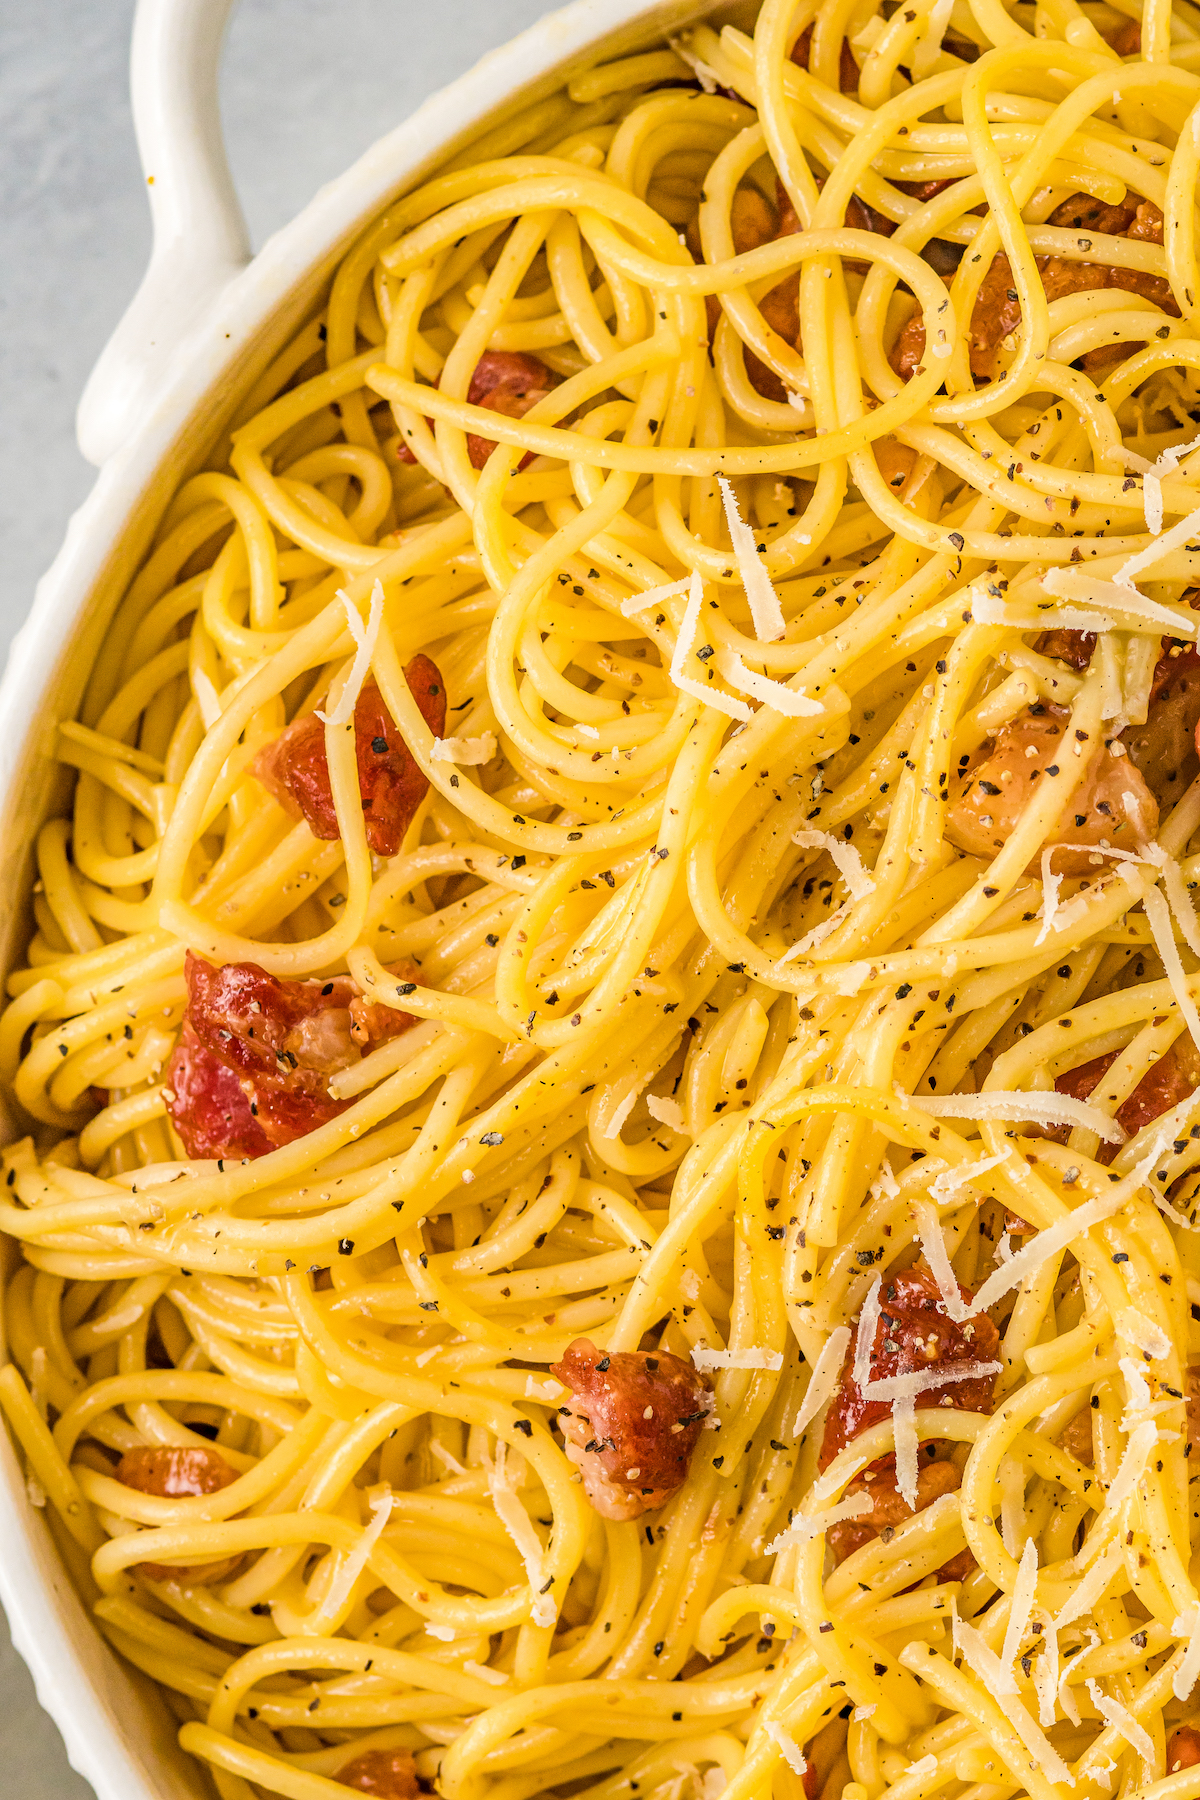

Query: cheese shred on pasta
[8,6,1200,1799]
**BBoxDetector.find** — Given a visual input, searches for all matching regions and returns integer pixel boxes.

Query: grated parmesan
[430,732,498,766]
[1115,502,1200,588]
[971,1189,1134,1314]
[1143,885,1200,1054]
[312,1487,393,1628]
[1044,567,1200,634]
[793,1325,852,1440]
[717,647,822,716]
[489,1443,556,1628]
[646,1092,687,1134]
[852,1277,882,1393]
[893,1391,919,1506]
[794,830,877,902]
[763,1721,809,1777]
[914,1199,970,1323]
[668,570,753,722]
[916,1088,1125,1143]
[1105,1418,1159,1516]
[1085,1679,1155,1765]
[320,581,385,727]
[955,1611,1077,1784]
[764,1490,873,1553]
[1115,1306,1170,1361]
[718,477,786,642]
[620,576,691,619]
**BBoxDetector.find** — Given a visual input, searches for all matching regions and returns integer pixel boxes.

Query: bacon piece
[1039,592,1200,792]
[1169,1728,1200,1776]
[944,701,1158,873]
[1047,1036,1200,1164]
[396,352,561,472]
[791,23,859,92]
[1105,16,1142,55]
[819,1267,1000,1471]
[892,194,1178,383]
[166,952,418,1160]
[252,662,445,859]
[336,1750,421,1797]
[936,1546,977,1583]
[828,1454,961,1563]
[550,1338,712,1520]
[1125,644,1200,799]
[875,440,919,493]
[1057,1406,1095,1466]
[117,1444,241,1583]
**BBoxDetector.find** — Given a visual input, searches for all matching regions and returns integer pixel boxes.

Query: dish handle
[76,0,250,467]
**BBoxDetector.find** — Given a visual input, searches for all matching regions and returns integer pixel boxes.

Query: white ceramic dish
[0,1,734,1794]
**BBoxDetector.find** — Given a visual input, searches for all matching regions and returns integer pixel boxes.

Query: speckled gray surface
[0,3,552,1793]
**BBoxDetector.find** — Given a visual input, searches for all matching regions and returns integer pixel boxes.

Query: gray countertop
[0,2,552,1792]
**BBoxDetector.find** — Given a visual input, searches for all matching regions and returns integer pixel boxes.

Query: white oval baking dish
[0,1,730,1794]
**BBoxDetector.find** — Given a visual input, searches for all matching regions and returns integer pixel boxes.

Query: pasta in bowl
[5,2,1200,1798]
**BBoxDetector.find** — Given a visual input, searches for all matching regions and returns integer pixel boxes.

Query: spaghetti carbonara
[5,4,1200,1798]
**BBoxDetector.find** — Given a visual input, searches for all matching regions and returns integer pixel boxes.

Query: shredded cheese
[668,570,753,722]
[953,1609,1018,1697]
[793,1325,852,1439]
[488,1443,556,1628]
[916,1088,1125,1143]
[1115,502,1200,587]
[311,1487,393,1628]
[430,732,498,766]
[1106,1418,1159,1516]
[1143,884,1200,1054]
[794,830,877,902]
[971,1189,1134,1314]
[764,1490,873,1552]
[852,1277,882,1393]
[1115,1306,1171,1361]
[913,1199,969,1323]
[893,1392,920,1506]
[646,1093,687,1134]
[1085,1679,1155,1765]
[954,1611,1077,1784]
[763,1721,809,1777]
[619,576,691,619]
[927,1152,1007,1206]
[717,647,822,716]
[718,477,786,641]
[320,581,384,727]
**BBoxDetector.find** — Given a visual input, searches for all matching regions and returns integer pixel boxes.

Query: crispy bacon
[336,1750,421,1797]
[252,662,445,859]
[828,1455,961,1564]
[1105,16,1142,55]
[550,1338,712,1520]
[1050,1035,1200,1164]
[117,1444,240,1583]
[396,351,560,472]
[819,1266,1000,1471]
[891,192,1177,383]
[1169,1727,1200,1775]
[944,701,1158,873]
[166,952,417,1160]
[1057,1405,1095,1466]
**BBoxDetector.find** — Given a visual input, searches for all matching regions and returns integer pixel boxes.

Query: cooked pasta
[8,4,1200,1798]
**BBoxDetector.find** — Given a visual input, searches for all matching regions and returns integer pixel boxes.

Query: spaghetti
[5,4,1200,1798]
